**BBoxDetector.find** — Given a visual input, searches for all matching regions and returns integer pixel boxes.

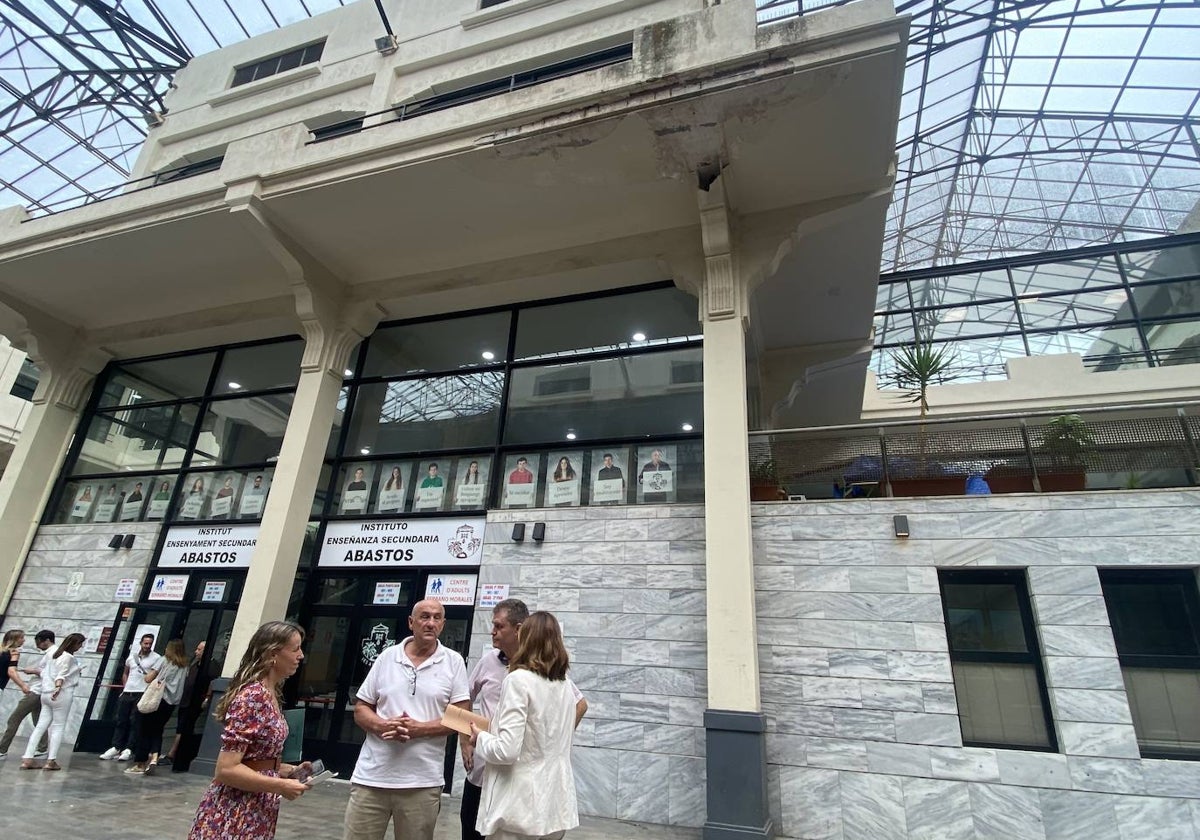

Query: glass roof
[1,0,1197,276]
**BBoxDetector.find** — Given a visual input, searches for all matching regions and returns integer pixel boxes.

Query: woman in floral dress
[188,621,312,840]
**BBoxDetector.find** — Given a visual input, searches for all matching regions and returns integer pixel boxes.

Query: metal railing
[748,403,1200,499]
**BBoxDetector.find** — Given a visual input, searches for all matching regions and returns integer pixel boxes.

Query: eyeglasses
[400,662,418,696]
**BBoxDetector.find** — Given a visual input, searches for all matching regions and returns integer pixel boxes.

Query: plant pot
[889,476,968,497]
[750,483,786,501]
[1038,472,1086,492]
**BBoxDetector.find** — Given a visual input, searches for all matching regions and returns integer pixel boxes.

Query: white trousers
[23,690,75,760]
[488,832,566,840]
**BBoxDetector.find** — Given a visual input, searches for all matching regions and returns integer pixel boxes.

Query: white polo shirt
[352,637,469,789]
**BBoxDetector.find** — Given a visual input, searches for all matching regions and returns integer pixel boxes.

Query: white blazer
[475,669,579,837]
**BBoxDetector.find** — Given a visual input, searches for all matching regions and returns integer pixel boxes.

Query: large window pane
[71,403,199,474]
[1025,324,1146,371]
[96,354,216,407]
[504,348,702,445]
[920,301,1021,339]
[362,312,511,377]
[1122,243,1200,284]
[514,287,701,361]
[1132,279,1200,321]
[1145,317,1200,367]
[908,269,1013,308]
[953,662,1052,748]
[1010,256,1123,296]
[1020,288,1132,329]
[213,340,303,395]
[943,582,1028,653]
[344,373,503,455]
[191,394,293,467]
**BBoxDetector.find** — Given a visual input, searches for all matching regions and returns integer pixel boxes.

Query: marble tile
[573,746,619,818]
[1114,796,1197,840]
[756,540,822,564]
[765,733,809,767]
[841,772,907,840]
[769,646,831,676]
[667,696,706,727]
[774,704,837,737]
[618,694,673,724]
[796,567,853,592]
[996,750,1072,789]
[1051,688,1133,724]
[828,650,891,680]
[860,680,924,713]
[1028,566,1102,596]
[819,541,880,565]
[1022,510,1091,539]
[807,737,869,771]
[888,650,953,682]
[616,750,670,822]
[1142,760,1200,799]
[1033,594,1111,626]
[594,720,645,748]
[929,539,997,566]
[622,588,673,614]
[866,740,932,777]
[895,711,962,747]
[1068,757,1145,794]
[802,676,863,708]
[853,622,917,652]
[912,622,951,652]
[667,641,705,670]
[847,567,911,593]
[641,667,696,697]
[755,567,795,590]
[967,782,1047,839]
[1040,625,1118,658]
[1058,722,1141,759]
[929,746,1000,783]
[1039,789,1122,840]
[921,682,958,714]
[668,589,706,615]
[958,511,1025,539]
[1044,656,1126,691]
[643,614,705,642]
[780,766,842,840]
[667,755,706,828]
[906,566,939,593]
[903,777,973,840]
[990,538,1062,566]
[832,708,896,741]
[620,640,671,667]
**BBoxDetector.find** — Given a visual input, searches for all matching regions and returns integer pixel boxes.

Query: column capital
[697,176,749,324]
[299,296,386,376]
[20,321,109,412]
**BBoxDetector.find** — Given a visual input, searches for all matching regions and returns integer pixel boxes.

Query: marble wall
[474,505,708,827]
[0,522,160,750]
[755,490,1200,840]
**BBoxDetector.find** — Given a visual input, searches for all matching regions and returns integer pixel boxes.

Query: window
[9,357,38,401]
[1100,569,1200,758]
[154,156,225,185]
[534,370,590,396]
[232,41,324,88]
[939,569,1056,750]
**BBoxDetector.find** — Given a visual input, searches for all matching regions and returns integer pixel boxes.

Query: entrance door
[75,573,244,754]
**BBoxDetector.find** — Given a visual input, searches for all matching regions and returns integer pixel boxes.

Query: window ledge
[208,64,322,108]
[461,0,564,30]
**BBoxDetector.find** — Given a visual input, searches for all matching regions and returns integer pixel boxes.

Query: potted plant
[1037,413,1093,491]
[749,457,786,501]
[888,335,961,496]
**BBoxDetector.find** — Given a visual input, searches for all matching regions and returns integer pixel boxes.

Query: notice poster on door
[148,574,188,601]
[373,581,403,605]
[478,583,510,607]
[201,581,227,603]
[425,574,477,606]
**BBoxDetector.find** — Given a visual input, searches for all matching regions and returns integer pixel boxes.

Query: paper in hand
[442,703,490,736]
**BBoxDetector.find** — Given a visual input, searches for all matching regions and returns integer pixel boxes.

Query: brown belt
[242,757,281,773]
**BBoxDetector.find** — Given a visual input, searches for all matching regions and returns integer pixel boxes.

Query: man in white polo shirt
[344,599,470,840]
[99,632,162,761]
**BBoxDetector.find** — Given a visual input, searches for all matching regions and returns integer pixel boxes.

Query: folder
[442,703,490,736]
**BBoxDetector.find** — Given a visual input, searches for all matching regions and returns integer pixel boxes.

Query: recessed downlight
[481,350,496,361]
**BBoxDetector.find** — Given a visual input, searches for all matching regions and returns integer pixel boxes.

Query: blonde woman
[21,632,85,771]
[126,638,191,775]
[1,629,29,694]
[469,611,580,840]
[187,621,311,840]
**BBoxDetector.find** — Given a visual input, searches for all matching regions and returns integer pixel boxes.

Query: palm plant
[891,336,956,418]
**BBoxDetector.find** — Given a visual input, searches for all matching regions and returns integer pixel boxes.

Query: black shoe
[157,756,173,766]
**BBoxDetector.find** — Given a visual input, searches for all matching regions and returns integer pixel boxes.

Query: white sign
[114,578,138,600]
[210,494,233,518]
[373,581,404,605]
[413,485,445,511]
[93,500,118,523]
[455,483,486,507]
[642,470,675,494]
[158,524,260,568]
[318,518,485,568]
[426,574,477,606]
[547,479,579,506]
[505,483,536,507]
[201,581,227,603]
[478,583,510,607]
[148,574,188,601]
[592,478,624,503]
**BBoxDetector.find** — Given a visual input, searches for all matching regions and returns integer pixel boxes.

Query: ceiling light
[360,447,371,455]
[228,382,242,390]
[481,350,495,361]
[682,423,694,432]
[632,332,646,342]
[566,432,577,440]
[344,369,354,377]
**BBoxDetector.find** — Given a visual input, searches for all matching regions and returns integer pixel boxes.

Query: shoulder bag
[138,675,166,713]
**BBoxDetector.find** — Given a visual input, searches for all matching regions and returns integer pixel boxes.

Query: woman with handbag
[20,633,85,771]
[126,638,189,775]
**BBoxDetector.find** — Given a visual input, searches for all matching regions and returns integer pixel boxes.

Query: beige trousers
[342,783,442,840]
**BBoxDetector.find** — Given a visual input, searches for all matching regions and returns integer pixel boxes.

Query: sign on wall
[148,574,188,601]
[318,518,486,568]
[114,578,137,600]
[426,574,478,606]
[158,524,259,568]
[478,584,510,607]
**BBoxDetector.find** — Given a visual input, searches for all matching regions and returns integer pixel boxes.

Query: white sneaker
[117,749,133,761]
[99,747,119,760]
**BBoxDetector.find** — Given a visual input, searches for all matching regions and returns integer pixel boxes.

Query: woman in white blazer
[21,632,85,771]
[469,611,579,840]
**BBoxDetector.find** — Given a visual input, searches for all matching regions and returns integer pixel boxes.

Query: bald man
[344,599,470,840]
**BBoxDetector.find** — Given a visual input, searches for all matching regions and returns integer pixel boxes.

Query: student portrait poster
[178,475,209,520]
[146,477,176,520]
[453,456,490,510]
[92,483,121,523]
[118,479,147,522]
[502,453,540,508]
[341,463,374,514]
[636,444,677,504]
[375,463,411,514]
[413,461,447,512]
[209,472,243,519]
[238,471,272,518]
[590,447,628,504]
[70,483,97,521]
[546,451,582,507]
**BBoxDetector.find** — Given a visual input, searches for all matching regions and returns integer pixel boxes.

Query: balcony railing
[748,403,1200,500]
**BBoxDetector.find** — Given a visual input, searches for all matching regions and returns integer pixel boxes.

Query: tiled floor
[0,748,699,840]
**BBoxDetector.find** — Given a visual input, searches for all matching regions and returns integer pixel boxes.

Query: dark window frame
[939,568,1059,752]
[231,40,325,88]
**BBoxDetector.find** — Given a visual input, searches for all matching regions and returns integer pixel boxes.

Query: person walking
[0,629,54,758]
[163,640,208,768]
[21,633,86,771]
[126,638,190,775]
[99,632,163,761]
[469,611,580,840]
[187,621,312,840]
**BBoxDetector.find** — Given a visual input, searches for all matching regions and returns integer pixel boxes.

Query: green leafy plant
[890,336,957,418]
[1040,414,1095,470]
[749,458,779,485]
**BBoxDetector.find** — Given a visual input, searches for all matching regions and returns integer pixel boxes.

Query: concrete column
[0,334,108,612]
[697,181,773,840]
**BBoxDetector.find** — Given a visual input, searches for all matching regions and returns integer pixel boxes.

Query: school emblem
[646,472,669,492]
[447,524,482,560]
[361,623,392,666]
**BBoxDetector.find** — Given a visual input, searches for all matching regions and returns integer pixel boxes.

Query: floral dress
[187,681,288,840]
